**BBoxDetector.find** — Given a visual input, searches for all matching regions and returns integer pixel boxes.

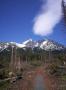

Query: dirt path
[9,66,58,90]
[34,66,58,90]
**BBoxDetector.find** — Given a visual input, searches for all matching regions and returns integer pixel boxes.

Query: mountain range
[0,39,65,52]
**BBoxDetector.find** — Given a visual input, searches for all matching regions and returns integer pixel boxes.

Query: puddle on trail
[34,74,46,90]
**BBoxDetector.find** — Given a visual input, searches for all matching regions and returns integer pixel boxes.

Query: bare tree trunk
[10,46,14,73]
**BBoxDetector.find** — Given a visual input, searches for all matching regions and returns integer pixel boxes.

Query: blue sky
[0,0,66,45]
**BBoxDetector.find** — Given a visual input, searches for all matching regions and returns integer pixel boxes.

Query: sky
[0,0,66,45]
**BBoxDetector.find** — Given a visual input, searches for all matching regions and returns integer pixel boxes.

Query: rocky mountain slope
[0,39,65,52]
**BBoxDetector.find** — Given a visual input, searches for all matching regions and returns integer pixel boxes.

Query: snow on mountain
[16,39,39,48]
[40,39,64,50]
[15,39,65,50]
[0,42,9,52]
[22,39,32,45]
[16,43,26,48]
[21,39,38,48]
[34,42,39,47]
[0,39,65,52]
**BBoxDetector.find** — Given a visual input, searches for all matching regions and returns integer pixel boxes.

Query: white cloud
[33,0,62,36]
[64,0,66,5]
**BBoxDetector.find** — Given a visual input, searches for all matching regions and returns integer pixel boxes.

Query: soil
[8,65,58,90]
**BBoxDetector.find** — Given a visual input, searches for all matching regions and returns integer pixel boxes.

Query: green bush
[0,80,10,90]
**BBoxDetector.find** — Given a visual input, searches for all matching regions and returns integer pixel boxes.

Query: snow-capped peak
[41,40,48,46]
[40,39,65,50]
[22,39,33,45]
[0,39,65,52]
